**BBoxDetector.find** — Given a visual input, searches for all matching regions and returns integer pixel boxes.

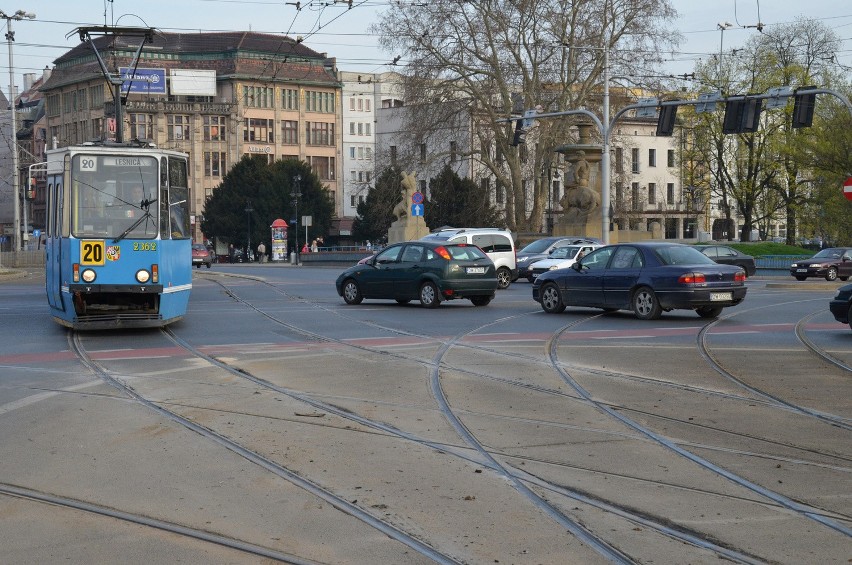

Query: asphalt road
[0,266,849,564]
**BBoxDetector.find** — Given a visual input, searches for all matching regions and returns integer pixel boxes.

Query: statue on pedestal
[387,171,429,243]
[560,150,600,224]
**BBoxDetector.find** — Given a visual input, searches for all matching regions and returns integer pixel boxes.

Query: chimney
[23,73,35,92]
[42,66,52,82]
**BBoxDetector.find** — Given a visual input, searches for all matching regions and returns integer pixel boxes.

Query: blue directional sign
[119,67,167,94]
[411,203,424,217]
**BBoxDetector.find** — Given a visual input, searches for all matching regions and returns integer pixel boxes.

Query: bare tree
[374,0,679,231]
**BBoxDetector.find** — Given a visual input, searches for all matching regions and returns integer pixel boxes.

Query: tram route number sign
[80,240,105,266]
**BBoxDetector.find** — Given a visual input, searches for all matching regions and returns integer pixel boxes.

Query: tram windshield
[71,154,160,239]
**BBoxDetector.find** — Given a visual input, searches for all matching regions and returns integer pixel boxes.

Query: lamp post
[290,174,301,265]
[2,9,35,252]
[244,201,253,261]
[717,22,733,80]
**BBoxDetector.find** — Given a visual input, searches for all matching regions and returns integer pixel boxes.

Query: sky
[1,0,850,99]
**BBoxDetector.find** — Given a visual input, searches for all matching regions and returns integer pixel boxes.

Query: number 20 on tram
[45,145,192,329]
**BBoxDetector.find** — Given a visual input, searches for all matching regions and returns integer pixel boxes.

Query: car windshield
[520,239,556,253]
[813,248,843,259]
[655,246,717,266]
[192,244,207,251]
[550,246,581,259]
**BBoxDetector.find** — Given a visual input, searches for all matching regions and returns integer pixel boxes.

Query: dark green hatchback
[335,241,497,307]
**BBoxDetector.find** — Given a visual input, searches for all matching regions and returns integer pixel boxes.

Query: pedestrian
[366,240,372,251]
[228,243,236,263]
[257,241,266,263]
[310,239,318,253]
[301,242,309,254]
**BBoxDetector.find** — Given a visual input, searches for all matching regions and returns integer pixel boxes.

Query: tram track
[67,330,461,565]
[184,274,816,563]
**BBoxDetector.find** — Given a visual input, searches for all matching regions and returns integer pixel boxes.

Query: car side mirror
[571,262,583,272]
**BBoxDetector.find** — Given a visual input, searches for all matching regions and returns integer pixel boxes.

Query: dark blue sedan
[532,241,748,320]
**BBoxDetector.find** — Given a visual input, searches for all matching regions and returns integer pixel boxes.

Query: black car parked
[829,283,852,330]
[696,245,756,277]
[790,248,852,281]
[515,236,602,282]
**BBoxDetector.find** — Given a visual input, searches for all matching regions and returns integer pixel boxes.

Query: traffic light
[656,105,678,136]
[510,119,527,146]
[722,97,763,134]
[792,87,816,129]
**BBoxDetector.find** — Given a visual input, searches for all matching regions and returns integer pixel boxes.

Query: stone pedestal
[387,216,429,243]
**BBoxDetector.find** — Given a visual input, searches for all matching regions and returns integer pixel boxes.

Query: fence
[755,255,809,270]
[0,250,45,269]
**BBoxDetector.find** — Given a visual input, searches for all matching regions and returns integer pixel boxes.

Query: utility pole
[2,9,36,251]
[290,175,301,265]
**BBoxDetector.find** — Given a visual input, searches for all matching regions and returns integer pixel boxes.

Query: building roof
[42,31,339,91]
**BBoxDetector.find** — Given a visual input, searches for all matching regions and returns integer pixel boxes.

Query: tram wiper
[113,198,157,243]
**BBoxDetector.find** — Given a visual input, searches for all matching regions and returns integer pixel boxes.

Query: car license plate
[710,292,731,301]
[796,268,807,273]
[531,273,539,278]
[467,267,485,274]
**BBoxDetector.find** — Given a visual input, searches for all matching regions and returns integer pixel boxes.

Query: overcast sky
[2,0,850,98]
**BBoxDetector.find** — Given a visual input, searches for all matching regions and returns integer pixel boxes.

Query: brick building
[40,31,342,242]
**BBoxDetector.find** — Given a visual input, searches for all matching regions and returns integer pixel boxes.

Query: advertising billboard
[119,67,167,94]
[170,69,217,96]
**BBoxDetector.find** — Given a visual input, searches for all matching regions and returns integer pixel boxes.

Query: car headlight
[549,265,560,271]
[518,256,527,262]
[136,269,151,283]
[790,263,798,268]
[81,269,96,283]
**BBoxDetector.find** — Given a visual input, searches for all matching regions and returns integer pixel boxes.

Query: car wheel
[825,267,838,281]
[632,286,662,320]
[470,295,492,306]
[395,299,410,305]
[419,281,441,308]
[848,305,852,331]
[195,264,200,269]
[342,279,363,305]
[539,283,566,314]
[794,275,807,281]
[206,262,212,269]
[496,267,511,289]
[696,306,723,319]
[840,276,849,281]
[527,276,535,283]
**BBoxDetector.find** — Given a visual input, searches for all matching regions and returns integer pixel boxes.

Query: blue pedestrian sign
[411,203,424,217]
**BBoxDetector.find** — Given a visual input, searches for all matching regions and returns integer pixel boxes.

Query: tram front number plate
[80,240,105,265]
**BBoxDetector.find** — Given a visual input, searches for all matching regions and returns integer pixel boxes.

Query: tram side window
[167,157,190,239]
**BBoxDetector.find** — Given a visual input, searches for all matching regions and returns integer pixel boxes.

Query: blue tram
[45,144,192,330]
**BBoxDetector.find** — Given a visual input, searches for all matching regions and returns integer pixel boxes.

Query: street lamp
[290,174,301,264]
[717,21,734,80]
[1,9,36,252]
[244,200,253,261]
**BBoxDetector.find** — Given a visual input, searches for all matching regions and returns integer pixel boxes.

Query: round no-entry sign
[845,177,852,201]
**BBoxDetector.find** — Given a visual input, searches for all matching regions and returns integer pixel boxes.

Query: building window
[204,151,226,177]
[357,146,364,159]
[667,182,675,204]
[496,181,505,204]
[89,85,104,108]
[365,122,371,136]
[390,145,397,164]
[648,148,656,167]
[615,147,623,174]
[349,97,356,111]
[648,182,656,205]
[365,99,371,112]
[357,98,363,111]
[631,148,640,173]
[631,182,640,210]
[366,147,372,160]
[420,143,427,163]
[305,90,335,113]
[357,122,363,135]
[615,181,623,210]
[282,88,299,110]
[306,121,334,146]
[350,194,357,206]
[168,115,190,141]
[349,147,356,158]
[350,122,356,135]
[244,118,274,143]
[667,149,675,168]
[281,120,298,144]
[128,113,154,140]
[203,116,226,142]
[350,170,357,181]
[47,94,60,117]
[244,85,274,108]
[309,156,335,180]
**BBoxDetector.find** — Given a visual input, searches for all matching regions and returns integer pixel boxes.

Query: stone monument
[554,124,608,241]
[387,171,429,243]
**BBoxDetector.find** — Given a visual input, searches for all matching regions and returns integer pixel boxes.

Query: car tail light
[678,272,706,284]
[443,289,454,297]
[435,246,452,260]
[734,271,746,282]
[73,263,80,282]
[151,264,159,283]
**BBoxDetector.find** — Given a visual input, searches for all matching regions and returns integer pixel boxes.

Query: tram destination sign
[103,157,154,168]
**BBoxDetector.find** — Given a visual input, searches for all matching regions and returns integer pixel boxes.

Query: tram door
[46,175,65,311]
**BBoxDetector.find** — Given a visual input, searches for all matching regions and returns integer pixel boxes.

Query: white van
[421,228,517,289]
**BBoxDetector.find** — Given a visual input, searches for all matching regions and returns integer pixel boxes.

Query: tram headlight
[136,269,151,284]
[81,269,97,283]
